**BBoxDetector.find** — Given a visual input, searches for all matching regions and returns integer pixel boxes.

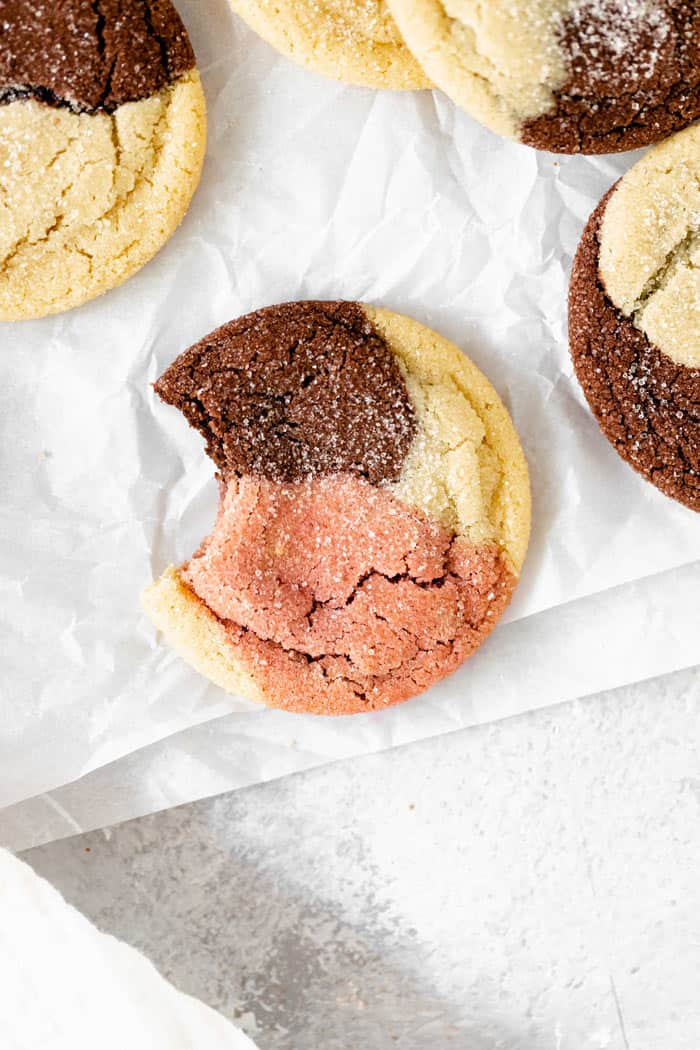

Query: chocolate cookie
[0,0,206,320]
[569,124,700,511]
[142,301,531,716]
[229,0,430,90]
[387,0,700,154]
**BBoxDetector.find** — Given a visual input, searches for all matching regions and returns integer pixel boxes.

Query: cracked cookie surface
[0,0,195,113]
[569,126,700,510]
[182,474,515,714]
[229,0,430,90]
[142,302,530,715]
[387,0,700,154]
[0,0,205,320]
[154,300,417,485]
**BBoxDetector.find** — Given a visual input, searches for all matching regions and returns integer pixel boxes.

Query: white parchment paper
[1,0,698,813]
[2,561,698,852]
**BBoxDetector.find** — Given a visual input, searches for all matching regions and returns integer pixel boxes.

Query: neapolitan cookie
[142,301,531,716]
[569,124,700,510]
[387,0,700,154]
[0,0,206,320]
[229,0,430,90]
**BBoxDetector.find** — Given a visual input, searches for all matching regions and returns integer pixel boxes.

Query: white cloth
[0,849,258,1050]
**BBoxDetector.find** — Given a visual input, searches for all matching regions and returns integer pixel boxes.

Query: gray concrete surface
[22,666,700,1050]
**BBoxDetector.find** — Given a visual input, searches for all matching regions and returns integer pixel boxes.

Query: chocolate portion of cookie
[0,0,195,113]
[523,1,700,154]
[156,301,417,485]
[569,190,700,511]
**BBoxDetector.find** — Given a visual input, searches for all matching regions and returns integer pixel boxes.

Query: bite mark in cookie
[154,301,417,485]
[0,0,195,113]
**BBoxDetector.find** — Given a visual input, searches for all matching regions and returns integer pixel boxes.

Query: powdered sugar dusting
[566,0,673,81]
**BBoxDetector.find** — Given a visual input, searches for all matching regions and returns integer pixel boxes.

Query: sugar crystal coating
[569,189,700,510]
[0,0,195,113]
[524,1,700,153]
[155,301,417,486]
[185,474,516,713]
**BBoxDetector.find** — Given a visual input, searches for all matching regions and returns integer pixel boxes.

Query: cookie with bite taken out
[142,301,531,715]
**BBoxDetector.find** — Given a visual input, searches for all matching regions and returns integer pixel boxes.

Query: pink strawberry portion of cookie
[184,474,515,715]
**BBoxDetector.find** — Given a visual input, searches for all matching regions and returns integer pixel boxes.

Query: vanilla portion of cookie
[0,0,205,319]
[598,123,700,369]
[230,0,430,90]
[0,72,206,320]
[368,306,529,574]
[392,0,570,137]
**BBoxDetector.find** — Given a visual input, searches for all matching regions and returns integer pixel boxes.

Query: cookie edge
[386,0,550,141]
[141,565,267,706]
[389,0,700,155]
[229,0,432,91]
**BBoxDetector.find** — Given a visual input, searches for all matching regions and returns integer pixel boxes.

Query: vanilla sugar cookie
[387,0,700,154]
[569,124,700,510]
[142,301,530,716]
[229,0,430,90]
[0,0,206,321]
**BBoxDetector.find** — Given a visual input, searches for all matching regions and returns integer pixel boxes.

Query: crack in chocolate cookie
[228,0,430,91]
[143,303,531,715]
[0,0,195,113]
